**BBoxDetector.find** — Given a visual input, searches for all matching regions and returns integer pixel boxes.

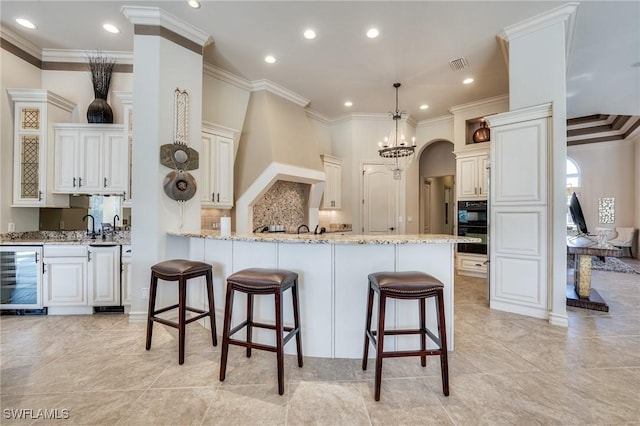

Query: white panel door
[103,131,128,193]
[88,246,119,306]
[79,131,103,192]
[213,135,234,208]
[43,257,87,306]
[489,108,550,320]
[362,163,397,234]
[456,156,479,199]
[54,129,80,193]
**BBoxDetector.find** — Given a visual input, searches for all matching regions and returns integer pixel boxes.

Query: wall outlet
[407,216,413,222]
[8,223,15,232]
[141,288,149,300]
[59,221,65,229]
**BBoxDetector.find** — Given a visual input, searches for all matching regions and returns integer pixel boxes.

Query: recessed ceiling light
[188,0,201,8]
[463,78,474,85]
[420,104,429,110]
[15,18,36,29]
[344,101,353,107]
[303,29,316,40]
[102,23,120,34]
[264,55,276,64]
[366,28,379,39]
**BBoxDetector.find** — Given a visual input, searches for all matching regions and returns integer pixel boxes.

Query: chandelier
[378,82,416,180]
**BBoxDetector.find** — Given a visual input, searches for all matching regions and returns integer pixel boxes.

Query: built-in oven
[457,200,487,254]
[1,246,44,313]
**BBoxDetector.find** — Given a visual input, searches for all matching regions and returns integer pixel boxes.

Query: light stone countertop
[169,230,480,245]
[0,231,131,246]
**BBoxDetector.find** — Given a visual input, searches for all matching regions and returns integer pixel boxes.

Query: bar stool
[362,271,449,401]
[219,268,303,395]
[145,259,217,364]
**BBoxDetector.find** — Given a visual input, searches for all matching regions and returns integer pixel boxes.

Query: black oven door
[458,225,487,254]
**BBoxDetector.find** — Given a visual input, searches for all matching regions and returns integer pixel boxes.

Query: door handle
[104,177,108,188]
[73,177,76,188]
[389,227,395,231]
[217,193,219,203]
[78,177,82,188]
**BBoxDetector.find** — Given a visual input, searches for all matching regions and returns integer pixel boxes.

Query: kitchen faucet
[297,224,309,234]
[82,214,96,240]
[113,214,120,231]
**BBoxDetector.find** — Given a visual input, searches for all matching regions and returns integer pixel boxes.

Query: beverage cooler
[1,246,43,310]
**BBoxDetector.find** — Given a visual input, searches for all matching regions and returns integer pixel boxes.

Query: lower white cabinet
[121,245,132,306]
[88,246,120,306]
[456,253,488,277]
[43,244,122,313]
[43,245,88,307]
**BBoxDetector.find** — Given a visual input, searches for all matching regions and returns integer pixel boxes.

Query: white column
[497,3,578,327]
[122,6,211,321]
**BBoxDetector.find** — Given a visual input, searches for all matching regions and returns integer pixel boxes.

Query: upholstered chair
[608,227,638,258]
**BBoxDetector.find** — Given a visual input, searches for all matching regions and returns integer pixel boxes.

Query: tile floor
[1,264,639,425]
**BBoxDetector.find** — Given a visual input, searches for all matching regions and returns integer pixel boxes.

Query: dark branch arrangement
[87,53,116,99]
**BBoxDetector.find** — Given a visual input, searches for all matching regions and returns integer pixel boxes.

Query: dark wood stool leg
[145,273,158,350]
[437,289,449,396]
[205,270,217,346]
[291,280,303,367]
[275,288,285,395]
[246,293,254,357]
[219,282,235,381]
[362,282,375,371]
[178,276,187,365]
[419,297,427,367]
[374,292,387,401]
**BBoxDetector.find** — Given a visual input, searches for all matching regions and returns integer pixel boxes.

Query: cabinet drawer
[44,245,87,257]
[459,258,487,272]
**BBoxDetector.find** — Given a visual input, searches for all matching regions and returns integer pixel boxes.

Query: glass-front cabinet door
[0,246,42,309]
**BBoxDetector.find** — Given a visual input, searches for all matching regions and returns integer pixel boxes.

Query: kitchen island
[169,231,478,358]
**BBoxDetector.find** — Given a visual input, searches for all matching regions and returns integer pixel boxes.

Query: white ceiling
[2,1,639,122]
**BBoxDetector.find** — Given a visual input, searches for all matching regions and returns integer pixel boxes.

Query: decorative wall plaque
[598,197,615,224]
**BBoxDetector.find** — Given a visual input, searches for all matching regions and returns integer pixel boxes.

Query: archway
[418,140,456,235]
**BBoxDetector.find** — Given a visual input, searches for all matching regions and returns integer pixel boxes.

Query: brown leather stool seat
[363,271,449,401]
[220,268,303,395]
[145,259,217,364]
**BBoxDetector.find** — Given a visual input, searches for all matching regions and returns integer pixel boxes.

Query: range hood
[234,90,325,233]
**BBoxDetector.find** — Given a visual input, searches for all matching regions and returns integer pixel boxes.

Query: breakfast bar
[167,231,479,358]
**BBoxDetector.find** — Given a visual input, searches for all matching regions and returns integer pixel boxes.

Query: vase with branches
[86,53,117,123]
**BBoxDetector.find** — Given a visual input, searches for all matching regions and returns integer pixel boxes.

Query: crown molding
[42,49,133,64]
[497,2,579,65]
[203,63,251,91]
[121,6,212,47]
[448,94,509,114]
[1,26,42,60]
[416,114,454,129]
[305,109,331,125]
[250,79,310,108]
[486,102,552,128]
[6,88,76,112]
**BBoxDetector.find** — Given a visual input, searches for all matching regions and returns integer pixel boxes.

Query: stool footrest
[226,338,277,353]
[152,303,179,316]
[381,349,444,358]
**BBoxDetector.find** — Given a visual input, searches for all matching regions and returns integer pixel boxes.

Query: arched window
[566,157,581,226]
[566,157,580,190]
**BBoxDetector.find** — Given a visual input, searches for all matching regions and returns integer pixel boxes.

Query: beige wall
[202,74,250,133]
[568,139,636,236]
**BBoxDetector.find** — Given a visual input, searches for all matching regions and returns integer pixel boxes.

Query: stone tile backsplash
[253,181,308,233]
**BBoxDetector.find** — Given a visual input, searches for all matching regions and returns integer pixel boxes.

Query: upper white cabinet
[321,155,342,209]
[53,124,127,195]
[456,149,489,200]
[7,89,75,207]
[201,122,237,209]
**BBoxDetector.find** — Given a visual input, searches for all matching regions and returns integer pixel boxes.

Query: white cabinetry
[456,253,487,277]
[487,104,551,320]
[121,245,132,306]
[321,155,342,209]
[456,149,488,200]
[53,124,127,194]
[201,123,236,209]
[7,89,75,207]
[88,246,120,306]
[43,245,88,311]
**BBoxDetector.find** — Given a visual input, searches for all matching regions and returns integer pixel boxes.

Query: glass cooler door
[1,246,42,309]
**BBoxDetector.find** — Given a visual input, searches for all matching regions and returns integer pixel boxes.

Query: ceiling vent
[449,57,469,71]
